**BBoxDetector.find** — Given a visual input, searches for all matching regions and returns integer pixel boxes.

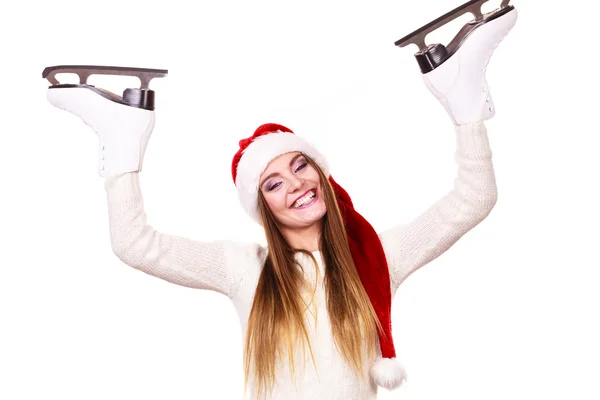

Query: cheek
[263,191,286,212]
[304,169,322,188]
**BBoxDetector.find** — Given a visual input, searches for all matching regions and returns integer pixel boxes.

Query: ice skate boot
[42,65,168,177]
[395,0,518,125]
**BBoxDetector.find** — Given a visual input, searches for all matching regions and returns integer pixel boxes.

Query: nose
[287,174,303,193]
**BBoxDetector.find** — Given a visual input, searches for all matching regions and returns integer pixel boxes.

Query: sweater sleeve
[379,121,498,296]
[104,172,262,299]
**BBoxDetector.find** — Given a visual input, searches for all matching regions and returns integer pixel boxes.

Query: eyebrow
[260,153,304,188]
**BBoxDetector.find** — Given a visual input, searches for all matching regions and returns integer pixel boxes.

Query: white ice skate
[395,0,518,125]
[42,65,167,177]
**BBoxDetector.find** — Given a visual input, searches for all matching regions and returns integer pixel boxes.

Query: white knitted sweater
[104,122,498,400]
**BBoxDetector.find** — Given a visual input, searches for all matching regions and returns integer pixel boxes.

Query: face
[259,152,327,230]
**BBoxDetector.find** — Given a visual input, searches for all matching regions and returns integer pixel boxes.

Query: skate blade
[395,0,513,51]
[42,65,168,110]
[42,65,168,89]
[394,0,514,73]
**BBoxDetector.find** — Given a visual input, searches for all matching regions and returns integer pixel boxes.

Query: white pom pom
[370,356,407,390]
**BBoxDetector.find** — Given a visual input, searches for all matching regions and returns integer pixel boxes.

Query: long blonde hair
[243,154,384,399]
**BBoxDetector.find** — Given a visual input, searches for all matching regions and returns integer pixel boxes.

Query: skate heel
[395,0,516,73]
[42,65,168,110]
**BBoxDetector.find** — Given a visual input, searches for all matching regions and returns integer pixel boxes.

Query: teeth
[293,191,315,208]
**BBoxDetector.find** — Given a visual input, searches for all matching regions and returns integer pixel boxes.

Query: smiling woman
[234,123,400,399]
[41,3,518,399]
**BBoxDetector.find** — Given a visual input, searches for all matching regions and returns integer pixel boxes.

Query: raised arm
[44,67,263,299]
[106,172,262,298]
[385,5,517,294]
[380,121,497,294]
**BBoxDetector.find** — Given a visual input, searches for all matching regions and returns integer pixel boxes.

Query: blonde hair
[243,154,384,399]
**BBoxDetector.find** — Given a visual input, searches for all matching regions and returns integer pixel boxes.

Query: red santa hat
[231,123,407,390]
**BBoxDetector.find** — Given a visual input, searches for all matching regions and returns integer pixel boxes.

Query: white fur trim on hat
[235,131,329,224]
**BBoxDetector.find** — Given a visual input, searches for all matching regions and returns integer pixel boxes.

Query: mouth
[291,189,317,209]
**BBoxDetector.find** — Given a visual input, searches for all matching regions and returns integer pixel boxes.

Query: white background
[2,0,599,399]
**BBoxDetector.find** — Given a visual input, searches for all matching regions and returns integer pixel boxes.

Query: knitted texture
[104,121,497,400]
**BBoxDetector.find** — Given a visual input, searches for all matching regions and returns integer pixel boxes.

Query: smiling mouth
[292,190,317,208]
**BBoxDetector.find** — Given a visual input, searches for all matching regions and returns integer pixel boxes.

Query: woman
[44,6,517,399]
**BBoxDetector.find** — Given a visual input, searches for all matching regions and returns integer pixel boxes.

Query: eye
[294,161,308,173]
[267,181,281,192]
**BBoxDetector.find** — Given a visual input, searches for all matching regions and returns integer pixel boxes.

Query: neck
[280,221,322,253]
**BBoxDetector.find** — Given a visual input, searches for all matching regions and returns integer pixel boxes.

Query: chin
[301,210,327,227]
[281,214,325,230]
